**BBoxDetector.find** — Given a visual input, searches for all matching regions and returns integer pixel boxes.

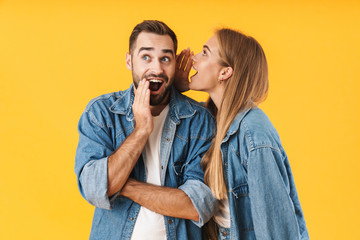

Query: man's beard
[149,83,171,105]
[133,72,173,106]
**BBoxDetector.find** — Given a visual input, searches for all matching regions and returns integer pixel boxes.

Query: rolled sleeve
[75,109,118,210]
[79,158,119,210]
[179,179,217,227]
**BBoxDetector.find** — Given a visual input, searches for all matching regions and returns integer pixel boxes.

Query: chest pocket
[231,184,255,233]
[173,160,187,185]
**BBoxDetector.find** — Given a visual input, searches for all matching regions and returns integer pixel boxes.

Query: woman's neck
[208,84,226,110]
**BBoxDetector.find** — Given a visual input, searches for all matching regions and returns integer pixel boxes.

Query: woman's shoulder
[238,108,283,152]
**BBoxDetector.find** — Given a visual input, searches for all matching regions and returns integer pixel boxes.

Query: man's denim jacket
[222,107,309,240]
[74,85,217,240]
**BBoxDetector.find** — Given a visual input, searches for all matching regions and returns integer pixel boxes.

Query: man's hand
[107,79,153,196]
[133,79,153,135]
[174,48,193,92]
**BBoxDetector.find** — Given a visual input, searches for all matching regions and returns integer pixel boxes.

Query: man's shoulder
[172,92,215,139]
[84,88,131,113]
[182,95,210,113]
[173,91,214,121]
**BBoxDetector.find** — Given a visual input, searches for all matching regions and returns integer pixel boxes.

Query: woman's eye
[202,50,207,56]
[143,55,150,61]
[161,57,170,62]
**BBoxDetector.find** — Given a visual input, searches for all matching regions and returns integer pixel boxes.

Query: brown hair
[202,28,269,199]
[129,20,177,55]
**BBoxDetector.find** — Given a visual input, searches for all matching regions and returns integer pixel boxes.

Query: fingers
[181,48,191,71]
[140,79,149,106]
[176,50,185,69]
[184,51,194,74]
[144,86,150,108]
[134,79,149,105]
[176,48,191,70]
[132,79,153,134]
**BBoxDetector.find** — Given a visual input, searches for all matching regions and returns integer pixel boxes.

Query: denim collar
[109,84,196,124]
[222,107,253,143]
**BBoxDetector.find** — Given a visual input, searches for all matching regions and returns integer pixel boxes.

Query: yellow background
[1,0,359,239]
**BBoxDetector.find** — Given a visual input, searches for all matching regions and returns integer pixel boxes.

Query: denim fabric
[74,85,217,240]
[222,108,309,240]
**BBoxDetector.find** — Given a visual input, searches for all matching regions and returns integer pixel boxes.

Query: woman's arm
[248,147,304,239]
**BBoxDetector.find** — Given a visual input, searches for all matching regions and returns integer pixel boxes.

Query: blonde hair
[202,28,269,199]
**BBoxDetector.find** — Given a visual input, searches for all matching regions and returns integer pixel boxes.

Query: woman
[175,29,309,239]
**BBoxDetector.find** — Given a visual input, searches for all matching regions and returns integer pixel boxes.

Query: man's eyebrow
[137,47,154,55]
[203,45,211,52]
[162,49,174,56]
[137,47,174,56]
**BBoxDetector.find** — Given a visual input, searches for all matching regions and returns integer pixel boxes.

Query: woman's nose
[191,54,197,62]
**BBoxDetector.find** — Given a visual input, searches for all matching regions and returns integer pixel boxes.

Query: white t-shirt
[131,105,169,240]
[213,195,231,228]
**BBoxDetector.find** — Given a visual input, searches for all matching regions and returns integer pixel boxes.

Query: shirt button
[161,165,164,169]
[166,138,170,142]
[168,220,172,224]
[130,217,134,221]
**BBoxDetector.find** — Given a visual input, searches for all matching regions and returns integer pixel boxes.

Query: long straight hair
[202,29,269,199]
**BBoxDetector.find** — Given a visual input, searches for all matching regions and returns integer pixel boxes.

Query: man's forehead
[134,32,174,53]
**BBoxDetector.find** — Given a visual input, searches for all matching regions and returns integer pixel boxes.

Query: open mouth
[190,66,198,79]
[148,79,164,93]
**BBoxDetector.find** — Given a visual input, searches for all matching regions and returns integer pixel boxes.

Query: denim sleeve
[179,179,217,227]
[248,147,302,239]
[178,134,218,227]
[75,110,118,210]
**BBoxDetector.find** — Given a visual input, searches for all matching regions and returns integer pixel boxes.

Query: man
[75,20,217,240]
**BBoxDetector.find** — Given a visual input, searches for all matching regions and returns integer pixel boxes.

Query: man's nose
[150,59,164,74]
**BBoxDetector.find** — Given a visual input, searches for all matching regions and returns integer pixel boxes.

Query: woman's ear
[218,66,233,82]
[126,53,132,70]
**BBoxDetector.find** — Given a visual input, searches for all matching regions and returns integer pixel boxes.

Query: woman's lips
[190,71,198,80]
[190,66,198,80]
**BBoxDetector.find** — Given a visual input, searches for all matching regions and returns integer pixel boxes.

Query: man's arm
[120,113,217,226]
[121,178,199,221]
[75,80,153,209]
[107,80,153,196]
[107,129,149,196]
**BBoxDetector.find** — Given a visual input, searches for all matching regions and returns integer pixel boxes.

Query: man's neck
[150,103,168,116]
[150,92,170,116]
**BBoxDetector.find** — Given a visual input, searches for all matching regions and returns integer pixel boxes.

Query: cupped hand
[174,48,193,92]
[132,79,153,136]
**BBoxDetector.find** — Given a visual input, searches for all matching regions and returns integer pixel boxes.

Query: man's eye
[143,55,150,61]
[161,57,170,62]
[202,50,207,56]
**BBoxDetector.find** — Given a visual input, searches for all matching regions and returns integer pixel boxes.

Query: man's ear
[218,66,233,82]
[126,52,132,70]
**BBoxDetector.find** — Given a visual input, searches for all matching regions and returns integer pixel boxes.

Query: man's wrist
[133,126,151,138]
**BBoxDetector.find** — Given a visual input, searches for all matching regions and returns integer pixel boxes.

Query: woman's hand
[174,48,193,92]
[132,79,153,136]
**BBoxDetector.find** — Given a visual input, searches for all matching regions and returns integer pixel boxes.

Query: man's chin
[150,96,164,106]
[149,90,170,106]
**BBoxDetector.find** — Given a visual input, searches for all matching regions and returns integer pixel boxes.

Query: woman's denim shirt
[74,85,217,240]
[222,107,309,240]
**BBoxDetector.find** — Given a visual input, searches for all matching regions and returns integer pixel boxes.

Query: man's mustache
[143,74,168,82]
